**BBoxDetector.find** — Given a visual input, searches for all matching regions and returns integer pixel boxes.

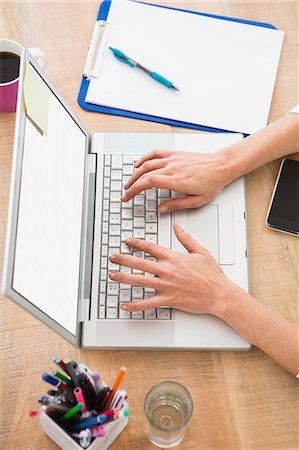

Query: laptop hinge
[78,298,90,322]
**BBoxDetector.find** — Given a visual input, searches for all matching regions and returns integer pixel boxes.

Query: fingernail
[159,206,168,213]
[109,272,116,280]
[109,254,116,261]
[125,238,132,245]
[121,194,127,201]
[121,303,128,310]
[175,222,182,230]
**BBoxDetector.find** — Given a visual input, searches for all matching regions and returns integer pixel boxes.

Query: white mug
[0,39,47,112]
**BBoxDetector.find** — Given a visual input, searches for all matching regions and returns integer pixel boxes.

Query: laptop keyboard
[99,154,172,320]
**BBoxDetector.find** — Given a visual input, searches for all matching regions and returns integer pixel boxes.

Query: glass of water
[144,381,193,448]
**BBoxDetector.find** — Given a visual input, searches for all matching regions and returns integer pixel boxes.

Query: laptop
[2,51,250,349]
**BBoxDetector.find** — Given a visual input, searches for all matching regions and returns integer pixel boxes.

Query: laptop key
[145,234,157,244]
[123,165,134,175]
[134,206,145,217]
[110,202,121,213]
[144,309,156,319]
[146,211,157,222]
[123,154,142,165]
[99,294,106,305]
[122,209,133,220]
[119,308,131,319]
[106,308,118,319]
[111,170,122,180]
[132,311,144,319]
[104,154,111,166]
[109,225,121,235]
[122,220,133,231]
[99,306,106,318]
[120,290,131,302]
[132,287,143,298]
[107,296,118,307]
[111,154,122,169]
[107,283,119,296]
[146,200,156,211]
[134,228,145,239]
[157,308,171,320]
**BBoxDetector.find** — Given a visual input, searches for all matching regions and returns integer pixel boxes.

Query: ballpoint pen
[109,47,180,91]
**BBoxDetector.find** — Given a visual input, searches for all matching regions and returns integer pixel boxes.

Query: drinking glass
[144,381,193,448]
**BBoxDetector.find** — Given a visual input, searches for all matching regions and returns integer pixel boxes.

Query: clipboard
[78,0,279,134]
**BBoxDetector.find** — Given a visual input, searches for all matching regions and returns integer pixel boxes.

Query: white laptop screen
[12,62,87,336]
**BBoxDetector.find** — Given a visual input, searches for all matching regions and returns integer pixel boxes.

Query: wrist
[216,142,251,186]
[210,280,249,321]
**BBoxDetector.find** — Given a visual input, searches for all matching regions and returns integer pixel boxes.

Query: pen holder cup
[39,401,129,450]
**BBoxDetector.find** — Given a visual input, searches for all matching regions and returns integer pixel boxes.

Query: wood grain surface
[0,2,298,449]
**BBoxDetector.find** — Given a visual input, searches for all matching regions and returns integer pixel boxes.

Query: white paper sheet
[86,0,284,134]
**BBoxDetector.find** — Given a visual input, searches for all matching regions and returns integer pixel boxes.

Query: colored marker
[53,371,73,387]
[61,402,83,420]
[105,366,127,409]
[69,409,128,432]
[42,373,71,392]
[51,355,71,376]
[73,387,87,412]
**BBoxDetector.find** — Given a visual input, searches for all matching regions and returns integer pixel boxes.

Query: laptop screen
[11,61,88,337]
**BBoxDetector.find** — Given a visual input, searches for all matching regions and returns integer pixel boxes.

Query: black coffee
[0,52,20,83]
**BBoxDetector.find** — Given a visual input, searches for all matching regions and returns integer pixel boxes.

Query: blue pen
[69,410,128,432]
[109,47,179,91]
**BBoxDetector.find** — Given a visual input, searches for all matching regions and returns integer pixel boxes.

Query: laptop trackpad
[172,204,235,264]
[172,204,219,261]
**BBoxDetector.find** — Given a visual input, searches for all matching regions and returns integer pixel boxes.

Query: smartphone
[266,158,299,236]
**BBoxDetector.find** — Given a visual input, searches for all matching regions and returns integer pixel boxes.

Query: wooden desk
[1,2,298,449]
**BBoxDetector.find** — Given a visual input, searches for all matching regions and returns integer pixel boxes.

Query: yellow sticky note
[23,63,49,135]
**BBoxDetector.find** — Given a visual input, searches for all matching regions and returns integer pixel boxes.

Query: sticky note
[23,63,49,135]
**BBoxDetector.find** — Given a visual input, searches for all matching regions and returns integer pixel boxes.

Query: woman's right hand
[121,149,234,212]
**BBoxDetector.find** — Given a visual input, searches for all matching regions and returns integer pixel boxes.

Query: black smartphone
[266,158,299,236]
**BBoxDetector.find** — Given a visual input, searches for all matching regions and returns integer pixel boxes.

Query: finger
[125,237,171,260]
[124,159,167,190]
[120,295,165,312]
[173,223,211,255]
[109,253,162,276]
[158,195,203,213]
[134,150,173,168]
[109,271,160,288]
[122,173,174,202]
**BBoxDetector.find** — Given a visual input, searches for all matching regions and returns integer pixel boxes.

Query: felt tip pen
[42,373,72,392]
[105,366,127,410]
[61,402,83,420]
[69,410,128,432]
[73,387,87,412]
[38,397,70,413]
[51,355,70,376]
[109,47,180,91]
[53,371,73,387]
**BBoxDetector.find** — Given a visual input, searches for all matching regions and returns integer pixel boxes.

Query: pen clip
[83,20,110,80]
[113,53,134,67]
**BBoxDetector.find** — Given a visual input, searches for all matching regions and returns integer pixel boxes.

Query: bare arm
[214,285,299,375]
[109,225,299,375]
[122,113,299,211]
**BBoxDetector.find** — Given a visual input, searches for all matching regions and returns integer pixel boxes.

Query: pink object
[0,78,19,112]
[0,39,47,113]
[90,425,107,437]
[73,387,87,412]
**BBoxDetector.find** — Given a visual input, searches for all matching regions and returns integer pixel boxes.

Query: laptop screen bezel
[2,50,91,347]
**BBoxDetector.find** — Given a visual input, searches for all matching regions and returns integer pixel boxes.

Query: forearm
[213,286,299,375]
[220,113,299,185]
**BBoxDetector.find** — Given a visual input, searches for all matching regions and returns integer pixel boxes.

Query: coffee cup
[0,39,47,112]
